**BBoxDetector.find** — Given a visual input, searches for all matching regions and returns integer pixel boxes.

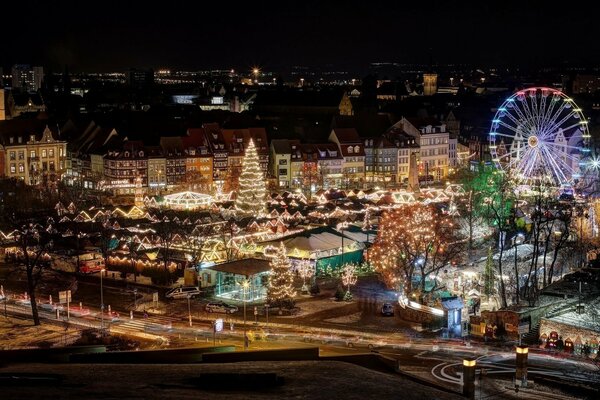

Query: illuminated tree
[341,263,358,299]
[235,139,266,215]
[301,161,322,196]
[297,259,315,293]
[370,203,463,303]
[267,242,296,309]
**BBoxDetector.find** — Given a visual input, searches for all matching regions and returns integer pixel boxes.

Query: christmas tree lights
[267,242,297,309]
[235,139,266,215]
[370,203,462,301]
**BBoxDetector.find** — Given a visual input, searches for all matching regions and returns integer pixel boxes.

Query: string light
[235,139,266,215]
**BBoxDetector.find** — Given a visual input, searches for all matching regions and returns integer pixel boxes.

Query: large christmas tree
[235,138,266,215]
[267,242,296,309]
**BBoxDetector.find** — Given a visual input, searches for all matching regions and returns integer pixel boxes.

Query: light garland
[267,242,297,307]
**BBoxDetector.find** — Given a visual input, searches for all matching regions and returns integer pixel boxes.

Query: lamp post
[337,221,349,267]
[513,233,524,305]
[242,279,249,350]
[187,293,192,327]
[100,268,105,334]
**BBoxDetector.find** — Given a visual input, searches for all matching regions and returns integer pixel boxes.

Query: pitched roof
[271,139,300,154]
[207,258,271,277]
[331,128,361,143]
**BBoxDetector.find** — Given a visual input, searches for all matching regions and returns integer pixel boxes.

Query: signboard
[518,323,530,335]
[214,318,223,333]
[59,290,71,304]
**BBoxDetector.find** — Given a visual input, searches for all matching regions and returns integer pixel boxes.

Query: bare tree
[0,178,55,325]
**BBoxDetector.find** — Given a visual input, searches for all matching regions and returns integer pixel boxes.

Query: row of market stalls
[200,225,370,301]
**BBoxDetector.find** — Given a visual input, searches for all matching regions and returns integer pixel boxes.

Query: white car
[165,286,201,299]
[39,302,65,312]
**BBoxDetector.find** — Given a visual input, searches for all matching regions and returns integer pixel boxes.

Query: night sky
[3,0,598,72]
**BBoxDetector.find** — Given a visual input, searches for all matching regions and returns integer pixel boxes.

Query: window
[278,159,287,165]
[9,152,15,161]
[42,162,48,171]
[354,145,360,153]
[30,151,35,158]
[42,149,47,158]
[278,168,287,176]
[18,163,24,173]
[10,164,16,173]
[18,151,24,160]
[30,135,35,142]
[49,149,54,157]
[49,161,55,171]
[9,137,14,144]
[59,148,63,157]
[347,146,353,154]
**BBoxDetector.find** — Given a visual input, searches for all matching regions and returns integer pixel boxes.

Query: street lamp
[337,221,349,267]
[242,279,250,350]
[187,293,192,327]
[513,233,524,304]
[100,268,105,333]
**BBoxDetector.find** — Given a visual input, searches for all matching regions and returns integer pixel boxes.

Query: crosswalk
[113,314,180,334]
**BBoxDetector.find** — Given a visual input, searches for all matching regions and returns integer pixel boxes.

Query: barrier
[69,346,234,363]
[201,347,319,363]
[0,345,107,364]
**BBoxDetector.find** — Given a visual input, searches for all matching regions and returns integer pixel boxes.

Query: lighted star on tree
[235,138,266,216]
[267,242,296,309]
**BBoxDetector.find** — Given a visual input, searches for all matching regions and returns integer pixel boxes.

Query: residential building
[364,136,398,186]
[103,141,148,195]
[183,129,213,192]
[313,143,343,189]
[203,123,228,184]
[328,128,365,188]
[146,146,167,191]
[290,141,305,190]
[160,137,186,187]
[11,65,44,93]
[384,130,419,184]
[270,139,300,189]
[399,117,450,180]
[0,123,67,185]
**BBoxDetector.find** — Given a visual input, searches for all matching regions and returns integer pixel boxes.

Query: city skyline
[3,0,599,73]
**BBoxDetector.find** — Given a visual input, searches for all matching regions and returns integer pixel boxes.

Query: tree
[153,209,182,284]
[297,259,315,293]
[482,170,515,309]
[0,179,55,326]
[370,203,463,303]
[267,242,296,309]
[235,139,266,215]
[483,247,495,298]
[301,161,322,197]
[341,263,358,299]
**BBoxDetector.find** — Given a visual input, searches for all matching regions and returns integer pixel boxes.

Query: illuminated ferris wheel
[489,87,590,188]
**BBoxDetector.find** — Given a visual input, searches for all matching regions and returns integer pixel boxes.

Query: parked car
[381,302,394,316]
[205,301,238,314]
[165,286,201,299]
[39,302,65,312]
